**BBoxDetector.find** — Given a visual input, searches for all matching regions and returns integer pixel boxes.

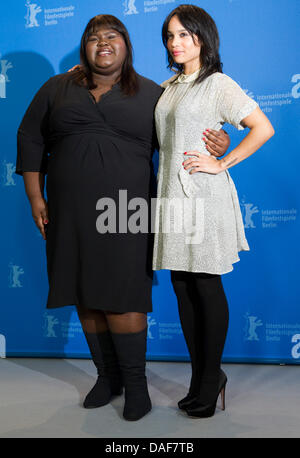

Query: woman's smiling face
[85,27,127,75]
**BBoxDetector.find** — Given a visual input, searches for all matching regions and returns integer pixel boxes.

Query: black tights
[171,271,229,397]
[76,306,147,335]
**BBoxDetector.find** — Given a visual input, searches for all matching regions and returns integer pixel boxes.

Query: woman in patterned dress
[153,4,274,417]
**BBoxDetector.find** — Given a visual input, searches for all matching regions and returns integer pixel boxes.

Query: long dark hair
[71,14,139,96]
[162,4,223,84]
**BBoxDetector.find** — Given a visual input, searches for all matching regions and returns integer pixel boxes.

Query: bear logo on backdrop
[241,195,297,231]
[241,199,259,229]
[244,313,263,341]
[43,312,59,338]
[0,58,13,83]
[25,0,42,28]
[123,0,139,15]
[122,0,183,16]
[8,263,24,288]
[147,316,157,340]
[2,161,16,186]
[0,57,13,99]
[24,1,76,28]
[0,74,5,98]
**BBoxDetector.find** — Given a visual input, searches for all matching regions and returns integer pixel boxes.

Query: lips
[172,51,183,56]
[96,49,113,56]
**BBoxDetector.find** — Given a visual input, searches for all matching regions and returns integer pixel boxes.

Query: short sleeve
[217,74,258,131]
[16,76,57,175]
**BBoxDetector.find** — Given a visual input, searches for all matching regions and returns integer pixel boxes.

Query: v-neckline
[87,83,119,105]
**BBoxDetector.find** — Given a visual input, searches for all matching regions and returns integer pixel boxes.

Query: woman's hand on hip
[30,196,49,240]
[183,151,223,175]
[203,129,230,157]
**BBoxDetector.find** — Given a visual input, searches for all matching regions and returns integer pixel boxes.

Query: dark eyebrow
[89,29,119,36]
[167,28,187,34]
[102,30,118,35]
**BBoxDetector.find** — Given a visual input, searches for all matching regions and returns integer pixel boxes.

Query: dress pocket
[178,166,211,198]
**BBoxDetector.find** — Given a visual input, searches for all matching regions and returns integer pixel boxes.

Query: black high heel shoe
[178,393,199,410]
[185,371,227,418]
[178,370,203,410]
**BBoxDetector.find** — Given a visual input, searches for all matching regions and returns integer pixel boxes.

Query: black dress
[16,73,163,312]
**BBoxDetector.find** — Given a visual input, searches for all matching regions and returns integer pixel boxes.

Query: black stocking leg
[171,271,203,409]
[185,273,229,417]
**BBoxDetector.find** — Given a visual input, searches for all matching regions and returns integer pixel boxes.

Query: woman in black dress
[16,14,229,421]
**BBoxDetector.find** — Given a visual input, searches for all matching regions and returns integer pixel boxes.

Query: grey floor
[0,358,299,438]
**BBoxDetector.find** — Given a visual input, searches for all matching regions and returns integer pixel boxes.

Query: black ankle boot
[83,331,123,409]
[111,328,152,421]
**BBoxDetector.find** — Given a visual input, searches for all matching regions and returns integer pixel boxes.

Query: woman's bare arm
[23,172,49,240]
[219,107,275,170]
[183,107,275,174]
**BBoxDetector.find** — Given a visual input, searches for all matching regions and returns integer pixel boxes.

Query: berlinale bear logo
[147,316,156,340]
[3,161,16,186]
[123,0,138,15]
[25,0,42,28]
[8,263,24,288]
[43,313,59,338]
[0,58,13,98]
[244,313,263,341]
[241,198,259,229]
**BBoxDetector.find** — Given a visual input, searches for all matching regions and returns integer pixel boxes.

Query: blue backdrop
[1,0,299,363]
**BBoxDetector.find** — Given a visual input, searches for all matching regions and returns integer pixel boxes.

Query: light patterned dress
[152,70,258,274]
